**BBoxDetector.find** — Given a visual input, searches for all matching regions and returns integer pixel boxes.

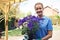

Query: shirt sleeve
[47,19,53,30]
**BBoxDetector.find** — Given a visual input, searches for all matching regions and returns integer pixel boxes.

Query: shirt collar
[37,16,45,20]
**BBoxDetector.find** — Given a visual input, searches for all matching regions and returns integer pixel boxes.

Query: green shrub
[8,17,16,30]
[49,15,60,25]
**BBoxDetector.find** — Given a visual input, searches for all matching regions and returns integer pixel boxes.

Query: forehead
[35,3,43,8]
[35,4,43,8]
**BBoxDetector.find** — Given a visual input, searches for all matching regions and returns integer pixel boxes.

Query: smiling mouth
[37,11,42,13]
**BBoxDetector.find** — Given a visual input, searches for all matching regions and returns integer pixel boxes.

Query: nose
[37,9,41,11]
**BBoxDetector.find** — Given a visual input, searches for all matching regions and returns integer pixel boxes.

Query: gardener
[34,2,53,40]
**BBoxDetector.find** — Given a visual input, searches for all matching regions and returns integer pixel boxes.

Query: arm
[42,19,53,40]
[42,30,52,40]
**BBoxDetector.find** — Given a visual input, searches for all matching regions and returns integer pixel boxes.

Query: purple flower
[27,21,33,30]
[18,15,39,30]
[27,16,39,30]
[18,16,29,26]
[18,19,23,26]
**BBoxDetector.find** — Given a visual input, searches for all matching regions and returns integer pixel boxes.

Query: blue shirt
[36,16,53,39]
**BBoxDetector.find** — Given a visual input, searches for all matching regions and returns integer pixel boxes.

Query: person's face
[35,4,43,16]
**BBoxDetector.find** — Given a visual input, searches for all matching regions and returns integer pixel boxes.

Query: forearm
[42,34,52,40]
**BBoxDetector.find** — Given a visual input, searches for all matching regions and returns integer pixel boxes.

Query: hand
[41,38,46,40]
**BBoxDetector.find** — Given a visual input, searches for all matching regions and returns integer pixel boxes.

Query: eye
[39,8,42,9]
[35,8,42,10]
[35,8,38,10]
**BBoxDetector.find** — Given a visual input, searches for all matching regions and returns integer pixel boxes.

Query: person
[34,2,53,40]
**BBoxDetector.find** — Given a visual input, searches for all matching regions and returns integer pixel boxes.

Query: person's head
[34,2,44,16]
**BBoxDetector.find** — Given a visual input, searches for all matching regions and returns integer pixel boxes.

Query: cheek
[36,9,43,12]
[35,10,38,12]
[41,9,44,11]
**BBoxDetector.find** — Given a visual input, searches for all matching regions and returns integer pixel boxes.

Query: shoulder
[43,16,52,23]
[44,16,51,20]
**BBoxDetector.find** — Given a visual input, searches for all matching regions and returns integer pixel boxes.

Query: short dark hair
[34,2,43,8]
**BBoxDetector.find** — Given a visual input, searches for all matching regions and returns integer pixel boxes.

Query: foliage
[49,15,60,25]
[8,28,22,36]
[55,15,60,19]
[8,3,32,30]
[8,17,16,30]
[18,15,40,39]
[0,19,5,31]
[0,9,5,31]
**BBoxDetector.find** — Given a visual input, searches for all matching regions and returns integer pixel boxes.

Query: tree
[55,15,60,25]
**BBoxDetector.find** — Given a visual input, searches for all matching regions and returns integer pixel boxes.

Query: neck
[38,14,43,18]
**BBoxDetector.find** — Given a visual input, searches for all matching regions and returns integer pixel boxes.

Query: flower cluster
[18,15,40,40]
